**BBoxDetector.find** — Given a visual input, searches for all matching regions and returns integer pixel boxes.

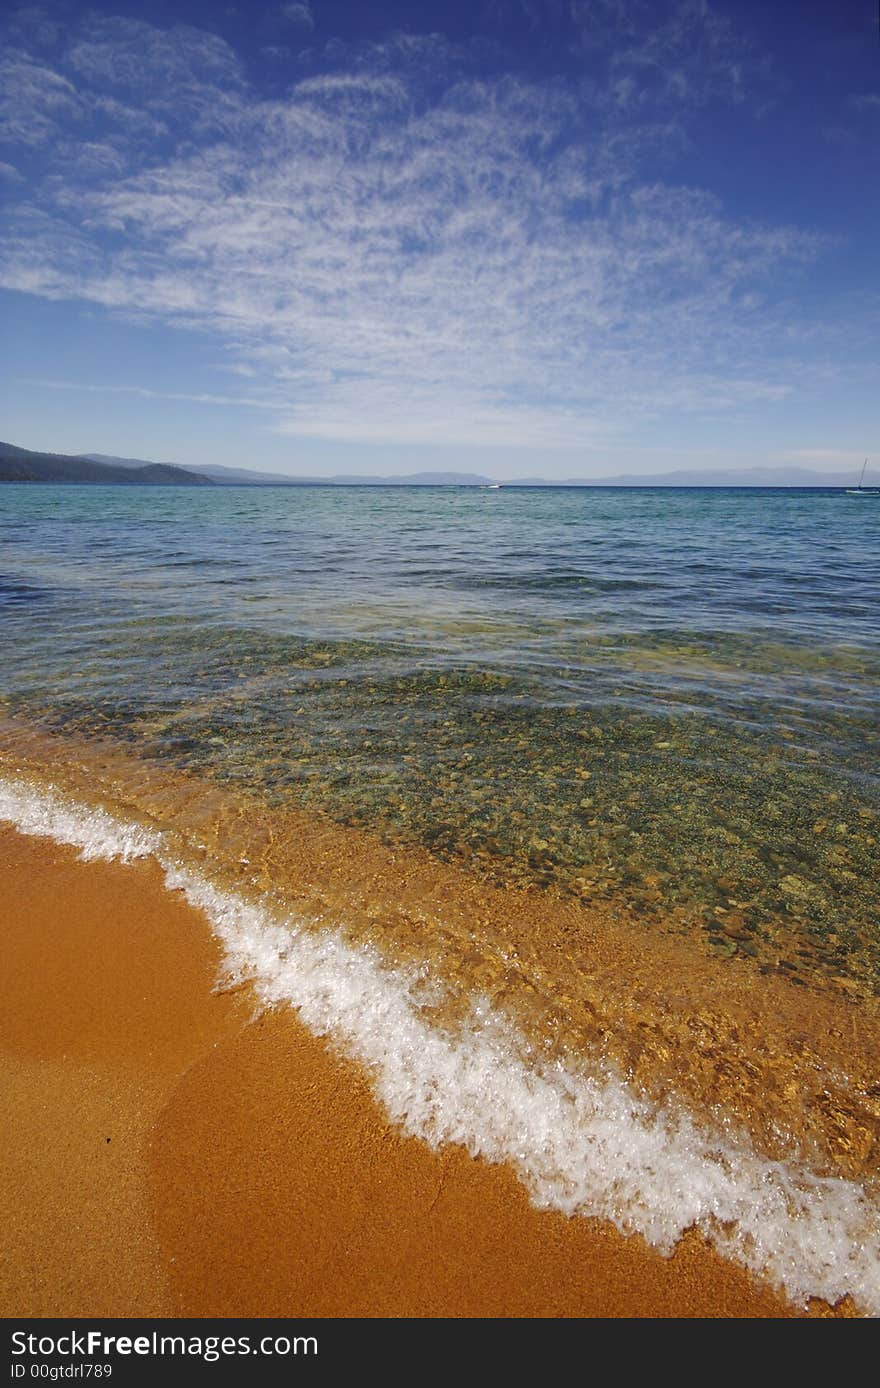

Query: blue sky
[1,0,877,478]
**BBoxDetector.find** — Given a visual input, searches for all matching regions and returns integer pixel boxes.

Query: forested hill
[0,442,213,485]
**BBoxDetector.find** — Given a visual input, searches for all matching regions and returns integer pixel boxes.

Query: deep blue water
[2,483,877,644]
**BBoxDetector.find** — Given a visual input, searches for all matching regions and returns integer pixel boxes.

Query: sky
[0,0,877,479]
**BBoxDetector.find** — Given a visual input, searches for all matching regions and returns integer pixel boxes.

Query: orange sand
[0,822,810,1317]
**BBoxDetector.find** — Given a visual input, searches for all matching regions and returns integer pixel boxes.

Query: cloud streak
[24,378,282,410]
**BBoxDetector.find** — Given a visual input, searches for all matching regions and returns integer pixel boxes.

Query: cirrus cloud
[0,3,839,451]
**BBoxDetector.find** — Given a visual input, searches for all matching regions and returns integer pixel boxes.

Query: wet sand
[0,822,810,1318]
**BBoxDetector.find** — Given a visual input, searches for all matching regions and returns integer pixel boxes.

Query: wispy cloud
[0,53,84,146]
[24,378,281,410]
[0,4,834,450]
[570,0,764,109]
[280,3,314,32]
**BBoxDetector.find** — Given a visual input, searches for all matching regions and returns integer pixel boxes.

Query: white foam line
[2,774,878,1314]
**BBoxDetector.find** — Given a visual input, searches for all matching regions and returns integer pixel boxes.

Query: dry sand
[0,822,808,1317]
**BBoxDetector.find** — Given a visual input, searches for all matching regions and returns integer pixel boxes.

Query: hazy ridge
[83,451,862,488]
[0,442,865,488]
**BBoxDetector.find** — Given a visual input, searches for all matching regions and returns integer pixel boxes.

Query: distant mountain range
[82,451,864,488]
[83,454,498,486]
[513,465,868,488]
[0,441,865,488]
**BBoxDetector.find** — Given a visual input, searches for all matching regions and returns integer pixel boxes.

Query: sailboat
[846,459,879,496]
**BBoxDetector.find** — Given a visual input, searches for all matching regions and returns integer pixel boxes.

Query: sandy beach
[0,820,812,1319]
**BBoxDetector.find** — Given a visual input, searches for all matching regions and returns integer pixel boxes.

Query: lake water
[3,482,878,988]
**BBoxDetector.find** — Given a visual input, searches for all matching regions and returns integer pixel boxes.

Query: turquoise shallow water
[2,482,879,989]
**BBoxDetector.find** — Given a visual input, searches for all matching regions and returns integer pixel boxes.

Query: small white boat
[846,458,879,496]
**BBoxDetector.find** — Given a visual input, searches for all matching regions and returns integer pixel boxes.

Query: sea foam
[2,774,878,1314]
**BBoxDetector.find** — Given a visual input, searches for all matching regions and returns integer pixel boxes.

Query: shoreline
[3,723,879,1185]
[0,821,810,1318]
